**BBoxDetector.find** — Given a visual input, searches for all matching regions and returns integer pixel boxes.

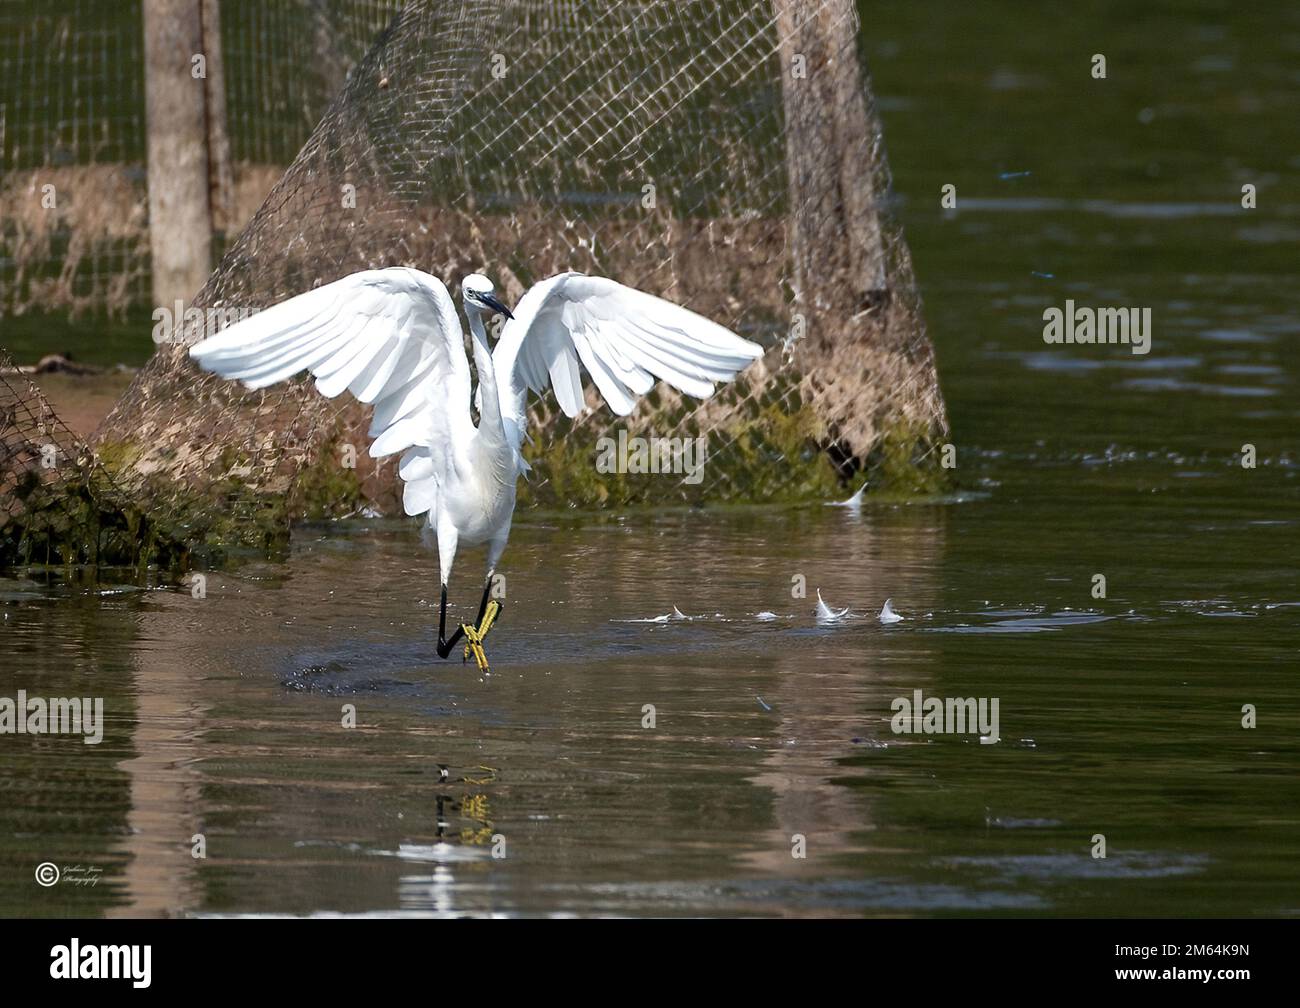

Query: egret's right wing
[493,272,764,427]
[189,267,471,518]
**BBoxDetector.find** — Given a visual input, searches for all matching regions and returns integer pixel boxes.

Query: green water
[1,1,1298,916]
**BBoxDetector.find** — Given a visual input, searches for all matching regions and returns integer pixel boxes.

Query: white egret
[189,268,763,670]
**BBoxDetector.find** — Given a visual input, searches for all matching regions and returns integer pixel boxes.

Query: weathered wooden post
[201,0,235,239]
[770,0,947,473]
[773,0,887,329]
[142,0,228,310]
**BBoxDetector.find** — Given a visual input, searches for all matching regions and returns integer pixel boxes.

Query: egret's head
[461,273,514,320]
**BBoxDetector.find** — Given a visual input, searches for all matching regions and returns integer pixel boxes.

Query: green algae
[4,403,949,578]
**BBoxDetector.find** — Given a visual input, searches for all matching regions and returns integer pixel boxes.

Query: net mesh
[0,347,176,568]
[0,3,148,318]
[3,0,947,568]
[0,0,404,318]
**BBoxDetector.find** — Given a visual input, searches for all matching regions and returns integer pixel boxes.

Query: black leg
[436,585,464,658]
[472,577,494,625]
[435,578,503,664]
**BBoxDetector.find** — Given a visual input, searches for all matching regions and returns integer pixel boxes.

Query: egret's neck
[466,309,510,464]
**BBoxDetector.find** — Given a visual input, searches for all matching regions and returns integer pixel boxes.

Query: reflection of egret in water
[423,783,496,846]
[458,793,494,846]
[390,786,498,915]
[423,765,498,846]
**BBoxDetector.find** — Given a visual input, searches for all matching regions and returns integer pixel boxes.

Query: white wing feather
[188,267,471,519]
[493,272,763,431]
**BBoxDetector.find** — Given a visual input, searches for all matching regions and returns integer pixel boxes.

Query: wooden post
[201,0,234,239]
[771,0,948,474]
[311,1,350,104]
[143,0,213,312]
[773,0,887,330]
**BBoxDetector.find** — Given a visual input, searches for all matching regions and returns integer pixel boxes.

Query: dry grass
[0,161,289,319]
[0,164,149,318]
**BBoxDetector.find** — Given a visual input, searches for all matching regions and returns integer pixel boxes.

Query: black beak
[481,293,514,320]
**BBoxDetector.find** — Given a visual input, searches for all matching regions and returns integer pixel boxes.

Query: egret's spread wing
[493,272,764,426]
[189,267,471,518]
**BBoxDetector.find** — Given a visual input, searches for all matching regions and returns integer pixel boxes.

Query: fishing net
[0,348,183,568]
[2,0,948,569]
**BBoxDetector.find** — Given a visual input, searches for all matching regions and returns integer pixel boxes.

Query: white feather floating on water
[816,590,850,625]
[879,598,904,625]
[826,482,868,511]
[616,605,693,624]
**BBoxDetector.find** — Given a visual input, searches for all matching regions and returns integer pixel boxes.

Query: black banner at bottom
[0,917,1276,994]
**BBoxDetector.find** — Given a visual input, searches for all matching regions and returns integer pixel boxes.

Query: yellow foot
[478,598,501,638]
[460,624,489,671]
[460,600,501,672]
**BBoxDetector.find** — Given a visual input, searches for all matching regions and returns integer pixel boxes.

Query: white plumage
[189,267,763,667]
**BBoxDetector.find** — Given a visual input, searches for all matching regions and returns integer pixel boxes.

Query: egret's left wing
[188,267,474,520]
[492,272,763,428]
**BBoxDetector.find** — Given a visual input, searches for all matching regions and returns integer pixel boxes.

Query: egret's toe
[460,623,490,672]
[477,599,502,638]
